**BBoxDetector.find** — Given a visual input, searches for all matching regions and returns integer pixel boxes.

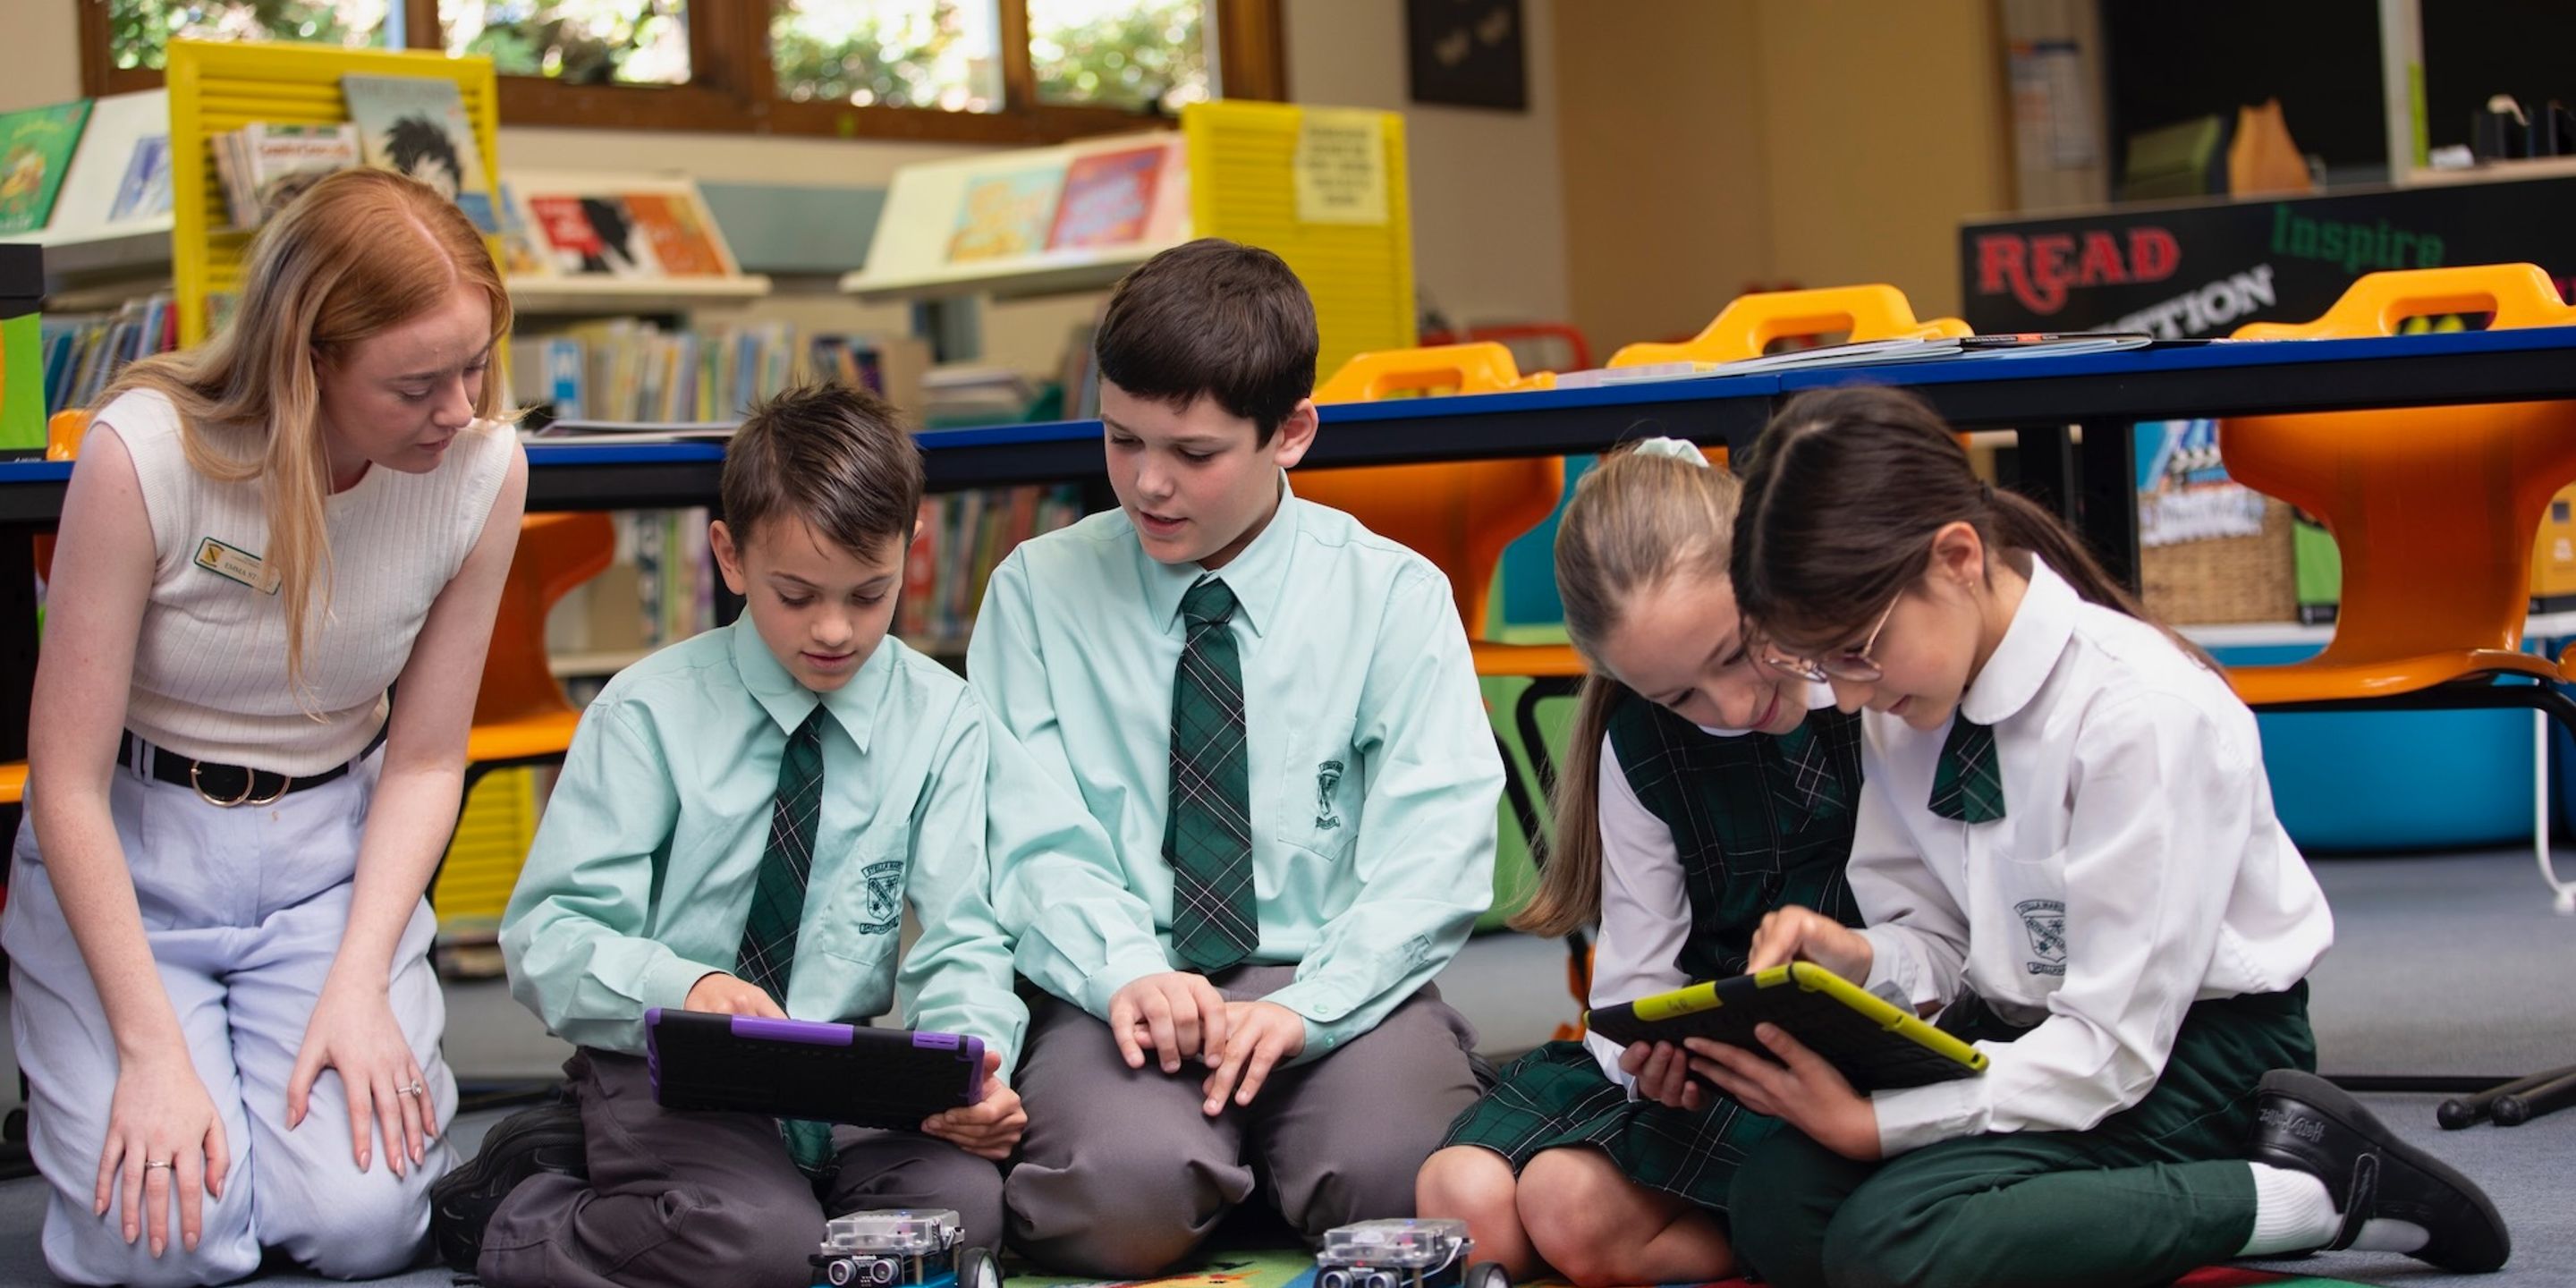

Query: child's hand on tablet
[923,1049,1025,1160]
[1687,1022,1881,1161]
[684,972,787,1018]
[1745,906,1873,982]
[1618,1039,1705,1112]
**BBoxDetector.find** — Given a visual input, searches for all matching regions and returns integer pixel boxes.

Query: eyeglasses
[1758,591,1901,684]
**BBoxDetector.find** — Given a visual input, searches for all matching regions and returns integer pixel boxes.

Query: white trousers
[3,749,456,1285]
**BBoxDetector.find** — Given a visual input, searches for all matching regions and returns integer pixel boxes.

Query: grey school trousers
[1005,964,1482,1278]
[479,1048,1004,1288]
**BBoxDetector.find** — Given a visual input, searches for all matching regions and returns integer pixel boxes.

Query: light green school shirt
[501,620,1028,1062]
[968,475,1503,1060]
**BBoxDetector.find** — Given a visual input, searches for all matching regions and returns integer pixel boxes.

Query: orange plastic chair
[1607,285,1973,466]
[1313,341,1557,402]
[2220,264,2576,1123]
[1607,284,1971,369]
[463,510,616,785]
[1419,322,1597,374]
[439,508,612,920]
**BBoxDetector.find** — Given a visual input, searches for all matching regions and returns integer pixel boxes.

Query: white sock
[2240,1164,2340,1256]
[2239,1163,2432,1257]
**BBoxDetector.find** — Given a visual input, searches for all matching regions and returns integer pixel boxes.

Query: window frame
[79,0,1285,143]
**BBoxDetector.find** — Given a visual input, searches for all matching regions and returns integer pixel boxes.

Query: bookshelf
[843,131,1189,304]
[847,101,1417,376]
[25,219,175,282]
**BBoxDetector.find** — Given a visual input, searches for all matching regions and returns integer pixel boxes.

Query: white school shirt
[1584,682,1840,1088]
[1854,556,2334,1156]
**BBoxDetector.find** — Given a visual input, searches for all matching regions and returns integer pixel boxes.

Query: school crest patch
[856,859,904,935]
[1313,758,1345,830]
[2015,898,2066,975]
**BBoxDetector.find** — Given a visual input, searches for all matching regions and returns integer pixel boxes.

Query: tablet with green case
[1585,961,1987,1092]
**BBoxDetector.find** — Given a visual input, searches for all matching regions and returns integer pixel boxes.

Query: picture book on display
[513,175,742,281]
[341,73,499,233]
[0,99,96,234]
[1046,144,1166,250]
[947,169,1062,263]
[106,133,173,223]
[491,181,547,277]
[528,194,659,277]
[41,89,170,235]
[623,192,729,275]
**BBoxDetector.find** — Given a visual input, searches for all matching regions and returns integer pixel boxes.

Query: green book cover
[2,312,44,454]
[0,99,96,235]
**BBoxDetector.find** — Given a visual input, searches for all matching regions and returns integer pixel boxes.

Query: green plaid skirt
[1438,1040,1780,1211]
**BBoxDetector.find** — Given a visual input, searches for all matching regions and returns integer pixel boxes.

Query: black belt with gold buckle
[117,731,374,808]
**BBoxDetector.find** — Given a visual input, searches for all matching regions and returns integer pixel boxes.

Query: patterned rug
[1004,1247,2391,1288]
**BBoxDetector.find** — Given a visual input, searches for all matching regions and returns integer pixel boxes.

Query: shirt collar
[728,615,898,753]
[1958,554,2078,727]
[1137,470,1298,639]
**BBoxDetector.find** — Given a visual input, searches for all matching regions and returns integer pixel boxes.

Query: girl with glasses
[1417,438,1860,1286]
[1705,385,2505,1288]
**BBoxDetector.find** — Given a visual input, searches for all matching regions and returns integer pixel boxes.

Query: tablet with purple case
[645,1009,986,1128]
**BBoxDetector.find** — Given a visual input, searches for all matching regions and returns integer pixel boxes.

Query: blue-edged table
[12,326,2576,764]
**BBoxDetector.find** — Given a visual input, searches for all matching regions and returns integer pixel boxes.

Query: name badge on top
[194,537,281,594]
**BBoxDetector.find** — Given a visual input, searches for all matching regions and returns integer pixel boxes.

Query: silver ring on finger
[396,1080,426,1097]
[143,1159,174,1171]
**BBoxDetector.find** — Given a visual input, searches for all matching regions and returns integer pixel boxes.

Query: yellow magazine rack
[165,39,501,345]
[1182,101,1417,377]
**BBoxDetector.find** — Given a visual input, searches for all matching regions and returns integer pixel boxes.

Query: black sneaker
[430,1100,589,1274]
[2247,1069,2511,1273]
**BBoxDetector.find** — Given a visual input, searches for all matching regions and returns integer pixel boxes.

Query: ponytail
[1513,674,1623,937]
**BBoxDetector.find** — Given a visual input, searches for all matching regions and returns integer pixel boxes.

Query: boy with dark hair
[432,384,1030,1288]
[970,238,1504,1275]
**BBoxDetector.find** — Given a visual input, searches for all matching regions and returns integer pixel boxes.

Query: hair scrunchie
[1631,436,1712,469]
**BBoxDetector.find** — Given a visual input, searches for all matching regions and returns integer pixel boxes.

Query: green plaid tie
[1928,714,2005,824]
[1166,578,1258,972]
[735,707,835,1176]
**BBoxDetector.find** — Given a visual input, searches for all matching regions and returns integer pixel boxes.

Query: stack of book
[211,123,358,230]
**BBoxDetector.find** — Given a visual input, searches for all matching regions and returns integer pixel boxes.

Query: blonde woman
[5,167,528,1286]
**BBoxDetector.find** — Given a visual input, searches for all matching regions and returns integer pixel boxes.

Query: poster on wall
[1960,176,2576,336]
[1406,0,1527,112]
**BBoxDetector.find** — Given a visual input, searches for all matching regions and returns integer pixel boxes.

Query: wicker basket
[2140,497,2300,625]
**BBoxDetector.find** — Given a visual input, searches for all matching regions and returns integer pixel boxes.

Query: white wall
[1284,0,1572,328]
[1553,0,2012,353]
[10,2,84,107]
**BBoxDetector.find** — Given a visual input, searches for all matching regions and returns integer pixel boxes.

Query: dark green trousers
[1728,984,2313,1288]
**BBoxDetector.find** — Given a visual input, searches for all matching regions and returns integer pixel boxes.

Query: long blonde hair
[1515,445,1742,937]
[99,168,511,701]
